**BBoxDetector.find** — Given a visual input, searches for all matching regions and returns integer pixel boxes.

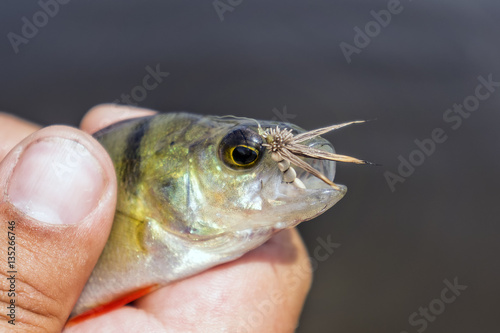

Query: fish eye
[219,127,263,169]
[230,145,259,166]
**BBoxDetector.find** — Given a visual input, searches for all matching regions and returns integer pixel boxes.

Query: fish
[68,112,369,324]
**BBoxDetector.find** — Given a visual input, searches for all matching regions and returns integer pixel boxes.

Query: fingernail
[7,138,106,224]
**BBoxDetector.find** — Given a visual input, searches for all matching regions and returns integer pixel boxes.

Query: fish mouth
[262,141,347,230]
[269,181,346,230]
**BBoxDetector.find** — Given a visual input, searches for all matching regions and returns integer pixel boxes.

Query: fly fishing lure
[259,121,373,190]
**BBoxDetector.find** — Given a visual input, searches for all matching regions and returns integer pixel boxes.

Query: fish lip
[279,183,347,202]
[264,182,347,230]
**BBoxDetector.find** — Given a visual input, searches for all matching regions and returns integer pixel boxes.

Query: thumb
[0,126,117,332]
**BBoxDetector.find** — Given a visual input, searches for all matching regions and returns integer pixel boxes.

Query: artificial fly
[259,121,374,190]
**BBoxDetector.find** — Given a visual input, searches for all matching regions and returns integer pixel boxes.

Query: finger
[80,104,157,134]
[0,126,117,332]
[0,112,41,162]
[135,228,312,333]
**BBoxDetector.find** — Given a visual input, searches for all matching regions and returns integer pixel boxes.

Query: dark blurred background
[1,1,499,332]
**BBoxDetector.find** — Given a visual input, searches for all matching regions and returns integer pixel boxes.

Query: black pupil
[233,146,257,165]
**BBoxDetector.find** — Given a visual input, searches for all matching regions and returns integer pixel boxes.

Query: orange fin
[66,284,158,327]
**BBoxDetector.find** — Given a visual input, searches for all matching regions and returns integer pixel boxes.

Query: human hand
[0,105,312,333]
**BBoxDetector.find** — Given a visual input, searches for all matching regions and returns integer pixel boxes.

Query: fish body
[70,113,347,319]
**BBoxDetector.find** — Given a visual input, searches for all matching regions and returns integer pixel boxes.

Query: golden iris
[219,127,263,169]
[229,145,259,166]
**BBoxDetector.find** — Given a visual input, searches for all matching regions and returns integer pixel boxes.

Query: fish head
[144,115,346,256]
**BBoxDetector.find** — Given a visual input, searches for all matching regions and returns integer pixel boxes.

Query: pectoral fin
[66,284,158,327]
